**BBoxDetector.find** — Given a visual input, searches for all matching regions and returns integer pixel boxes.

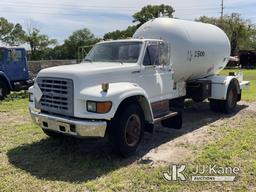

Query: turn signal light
[97,102,112,113]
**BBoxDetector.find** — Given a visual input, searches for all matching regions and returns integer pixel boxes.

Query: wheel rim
[0,88,3,97]
[125,114,141,147]
[228,88,237,108]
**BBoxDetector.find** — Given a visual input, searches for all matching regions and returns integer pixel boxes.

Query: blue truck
[0,47,33,100]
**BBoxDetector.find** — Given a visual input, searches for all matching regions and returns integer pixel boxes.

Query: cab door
[157,42,174,98]
[3,49,28,81]
[133,41,173,102]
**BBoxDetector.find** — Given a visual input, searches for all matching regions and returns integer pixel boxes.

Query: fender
[0,71,12,90]
[206,75,240,100]
[76,82,154,122]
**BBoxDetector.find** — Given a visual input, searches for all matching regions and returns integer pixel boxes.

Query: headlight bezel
[86,100,112,114]
[29,92,34,102]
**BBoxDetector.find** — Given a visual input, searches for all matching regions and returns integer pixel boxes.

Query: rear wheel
[0,81,9,100]
[108,103,145,157]
[223,80,238,114]
[209,80,238,114]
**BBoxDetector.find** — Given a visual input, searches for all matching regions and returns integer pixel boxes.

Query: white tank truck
[29,18,250,156]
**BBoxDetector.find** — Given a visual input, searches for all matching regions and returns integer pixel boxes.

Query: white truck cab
[29,18,250,156]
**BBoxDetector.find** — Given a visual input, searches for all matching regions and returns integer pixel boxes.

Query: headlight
[87,101,112,113]
[87,101,97,112]
[29,92,34,102]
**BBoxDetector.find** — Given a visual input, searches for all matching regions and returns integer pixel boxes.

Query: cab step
[153,111,178,123]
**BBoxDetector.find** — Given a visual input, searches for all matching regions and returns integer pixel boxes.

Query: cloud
[0,0,255,43]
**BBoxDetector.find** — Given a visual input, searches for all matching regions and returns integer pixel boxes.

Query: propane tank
[133,18,231,82]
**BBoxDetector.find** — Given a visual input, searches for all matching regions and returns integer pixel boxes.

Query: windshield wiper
[115,60,124,65]
[84,58,93,62]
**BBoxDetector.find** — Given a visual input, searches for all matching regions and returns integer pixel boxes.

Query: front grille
[36,77,74,116]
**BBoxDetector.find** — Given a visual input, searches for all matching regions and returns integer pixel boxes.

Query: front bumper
[30,109,107,138]
[13,79,34,91]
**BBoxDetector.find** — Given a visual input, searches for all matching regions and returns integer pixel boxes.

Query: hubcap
[0,88,2,97]
[125,114,141,147]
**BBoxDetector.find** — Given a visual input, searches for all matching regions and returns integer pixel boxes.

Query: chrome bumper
[30,110,107,138]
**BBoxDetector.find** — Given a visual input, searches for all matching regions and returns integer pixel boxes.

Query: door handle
[132,70,141,74]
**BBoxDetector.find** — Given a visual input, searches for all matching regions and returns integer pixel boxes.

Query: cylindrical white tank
[133,18,231,82]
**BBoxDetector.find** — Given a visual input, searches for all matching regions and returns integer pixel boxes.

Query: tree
[24,28,57,60]
[42,45,68,60]
[133,4,175,26]
[103,26,137,40]
[197,13,256,55]
[104,4,175,40]
[0,17,25,45]
[62,28,99,59]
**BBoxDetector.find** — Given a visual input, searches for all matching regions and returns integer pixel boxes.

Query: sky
[0,0,256,45]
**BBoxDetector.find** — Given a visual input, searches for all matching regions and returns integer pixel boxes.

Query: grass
[0,70,255,191]
[1,114,255,191]
[0,91,28,113]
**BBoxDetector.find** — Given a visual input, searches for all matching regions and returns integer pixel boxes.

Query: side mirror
[159,55,169,66]
[159,42,170,66]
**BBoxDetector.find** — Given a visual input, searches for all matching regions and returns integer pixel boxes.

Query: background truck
[0,46,32,100]
[29,18,250,156]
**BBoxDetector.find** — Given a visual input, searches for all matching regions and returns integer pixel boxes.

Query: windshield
[85,42,142,63]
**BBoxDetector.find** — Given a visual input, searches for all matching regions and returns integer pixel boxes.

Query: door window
[7,49,23,63]
[143,42,169,66]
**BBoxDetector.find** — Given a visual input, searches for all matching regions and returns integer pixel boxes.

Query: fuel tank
[133,18,231,82]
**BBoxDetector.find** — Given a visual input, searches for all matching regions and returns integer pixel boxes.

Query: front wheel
[108,104,145,157]
[0,81,9,100]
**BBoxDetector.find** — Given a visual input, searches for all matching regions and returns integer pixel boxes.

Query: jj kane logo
[163,164,240,182]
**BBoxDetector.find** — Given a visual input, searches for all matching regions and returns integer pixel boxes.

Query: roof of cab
[0,42,25,49]
[0,46,25,50]
[97,38,164,44]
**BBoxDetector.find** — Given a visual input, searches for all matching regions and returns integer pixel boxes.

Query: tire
[108,103,145,157]
[209,80,238,114]
[161,112,183,129]
[0,81,9,100]
[223,80,238,114]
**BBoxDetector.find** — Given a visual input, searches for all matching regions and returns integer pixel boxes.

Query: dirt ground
[1,101,255,165]
[139,101,256,164]
[0,110,30,126]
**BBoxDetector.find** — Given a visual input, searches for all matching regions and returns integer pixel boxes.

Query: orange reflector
[97,102,112,113]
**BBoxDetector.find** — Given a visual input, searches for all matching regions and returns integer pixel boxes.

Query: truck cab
[84,39,177,102]
[29,39,183,155]
[0,47,32,99]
